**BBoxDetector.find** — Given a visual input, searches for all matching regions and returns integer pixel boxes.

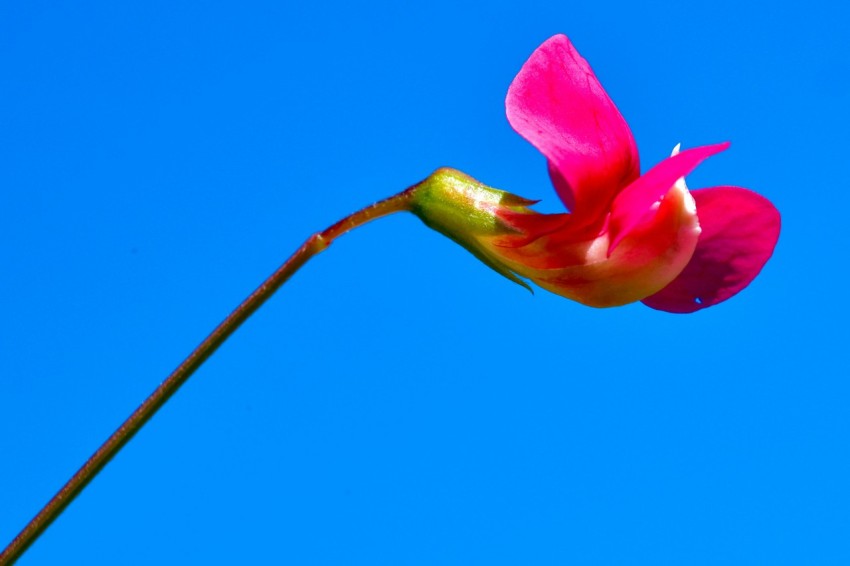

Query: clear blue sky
[1,1,847,564]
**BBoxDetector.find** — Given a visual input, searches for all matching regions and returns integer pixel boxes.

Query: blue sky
[1,1,848,564]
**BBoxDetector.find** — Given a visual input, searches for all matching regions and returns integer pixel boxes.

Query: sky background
[1,1,848,564]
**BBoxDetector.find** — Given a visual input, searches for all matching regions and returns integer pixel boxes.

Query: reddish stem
[0,188,415,565]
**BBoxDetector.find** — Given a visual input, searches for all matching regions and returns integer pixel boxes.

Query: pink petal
[510,176,701,307]
[641,186,781,313]
[607,143,730,254]
[506,34,639,219]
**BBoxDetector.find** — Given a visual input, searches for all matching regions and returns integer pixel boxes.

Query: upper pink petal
[607,142,729,254]
[641,186,781,313]
[506,34,640,219]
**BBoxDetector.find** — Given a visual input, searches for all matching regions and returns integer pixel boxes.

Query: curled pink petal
[641,186,781,313]
[607,142,729,254]
[506,34,639,218]
[523,176,701,307]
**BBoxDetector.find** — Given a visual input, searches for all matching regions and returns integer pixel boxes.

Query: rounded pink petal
[506,35,639,218]
[607,142,729,254]
[511,177,701,307]
[641,186,781,313]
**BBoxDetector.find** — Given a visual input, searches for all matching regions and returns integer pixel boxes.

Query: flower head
[409,35,780,312]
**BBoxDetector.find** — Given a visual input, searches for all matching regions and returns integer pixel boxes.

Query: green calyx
[408,167,533,291]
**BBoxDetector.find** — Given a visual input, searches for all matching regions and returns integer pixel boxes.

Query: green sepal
[408,167,533,292]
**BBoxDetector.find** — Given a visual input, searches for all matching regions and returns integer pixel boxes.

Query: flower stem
[0,188,415,565]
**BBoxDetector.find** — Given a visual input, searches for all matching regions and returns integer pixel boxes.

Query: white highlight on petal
[670,142,689,195]
[669,141,698,221]
[683,187,697,215]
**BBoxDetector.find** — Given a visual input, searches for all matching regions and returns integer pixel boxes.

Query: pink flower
[409,35,780,312]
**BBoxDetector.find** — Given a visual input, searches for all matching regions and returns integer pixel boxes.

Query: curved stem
[0,188,415,565]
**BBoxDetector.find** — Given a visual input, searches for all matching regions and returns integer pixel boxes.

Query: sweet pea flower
[409,34,780,312]
[0,38,786,562]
